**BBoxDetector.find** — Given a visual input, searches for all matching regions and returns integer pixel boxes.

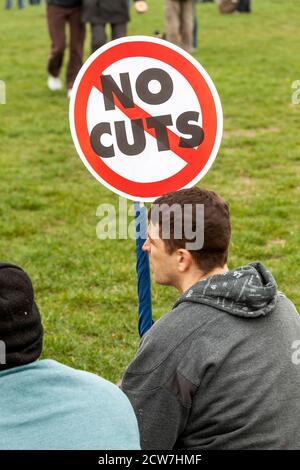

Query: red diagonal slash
[95,79,199,164]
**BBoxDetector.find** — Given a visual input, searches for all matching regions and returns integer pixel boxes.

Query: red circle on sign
[70,37,222,201]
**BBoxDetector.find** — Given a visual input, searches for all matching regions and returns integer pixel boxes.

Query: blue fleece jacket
[0,359,140,450]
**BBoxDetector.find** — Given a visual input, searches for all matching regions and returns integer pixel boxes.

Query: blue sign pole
[134,201,153,337]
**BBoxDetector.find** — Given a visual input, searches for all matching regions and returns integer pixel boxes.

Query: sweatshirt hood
[174,262,278,318]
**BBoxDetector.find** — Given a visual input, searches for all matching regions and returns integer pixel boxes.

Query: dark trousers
[47,4,85,90]
[91,23,127,53]
[237,0,251,12]
[6,0,25,8]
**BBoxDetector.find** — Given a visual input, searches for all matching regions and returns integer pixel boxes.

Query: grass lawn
[0,0,299,381]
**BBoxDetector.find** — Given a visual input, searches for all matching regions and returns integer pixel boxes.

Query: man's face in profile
[142,222,177,287]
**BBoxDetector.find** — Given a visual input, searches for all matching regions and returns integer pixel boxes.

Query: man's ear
[176,249,193,273]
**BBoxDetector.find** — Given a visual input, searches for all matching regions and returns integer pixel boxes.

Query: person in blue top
[0,262,140,450]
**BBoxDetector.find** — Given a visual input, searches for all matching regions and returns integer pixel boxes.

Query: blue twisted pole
[134,201,153,337]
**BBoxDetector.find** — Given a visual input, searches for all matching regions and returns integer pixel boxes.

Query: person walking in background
[82,0,147,54]
[0,262,140,450]
[5,0,26,9]
[46,0,85,97]
[237,0,251,13]
[193,0,198,51]
[5,0,42,8]
[164,0,194,53]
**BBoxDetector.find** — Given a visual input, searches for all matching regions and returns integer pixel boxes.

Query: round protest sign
[70,36,223,201]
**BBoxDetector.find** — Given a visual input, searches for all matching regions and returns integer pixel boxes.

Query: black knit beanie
[0,263,43,371]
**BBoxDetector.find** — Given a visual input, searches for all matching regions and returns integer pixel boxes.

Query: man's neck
[177,265,229,294]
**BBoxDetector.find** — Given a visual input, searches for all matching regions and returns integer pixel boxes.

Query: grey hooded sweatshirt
[121,262,300,450]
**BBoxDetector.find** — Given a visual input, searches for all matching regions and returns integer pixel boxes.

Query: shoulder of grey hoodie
[122,292,300,392]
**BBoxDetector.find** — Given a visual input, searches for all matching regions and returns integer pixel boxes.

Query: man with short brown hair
[121,186,300,450]
[149,187,231,277]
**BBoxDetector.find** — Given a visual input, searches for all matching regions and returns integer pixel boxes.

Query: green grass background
[0,0,299,381]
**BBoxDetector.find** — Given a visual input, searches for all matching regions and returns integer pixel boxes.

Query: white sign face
[70,36,223,201]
